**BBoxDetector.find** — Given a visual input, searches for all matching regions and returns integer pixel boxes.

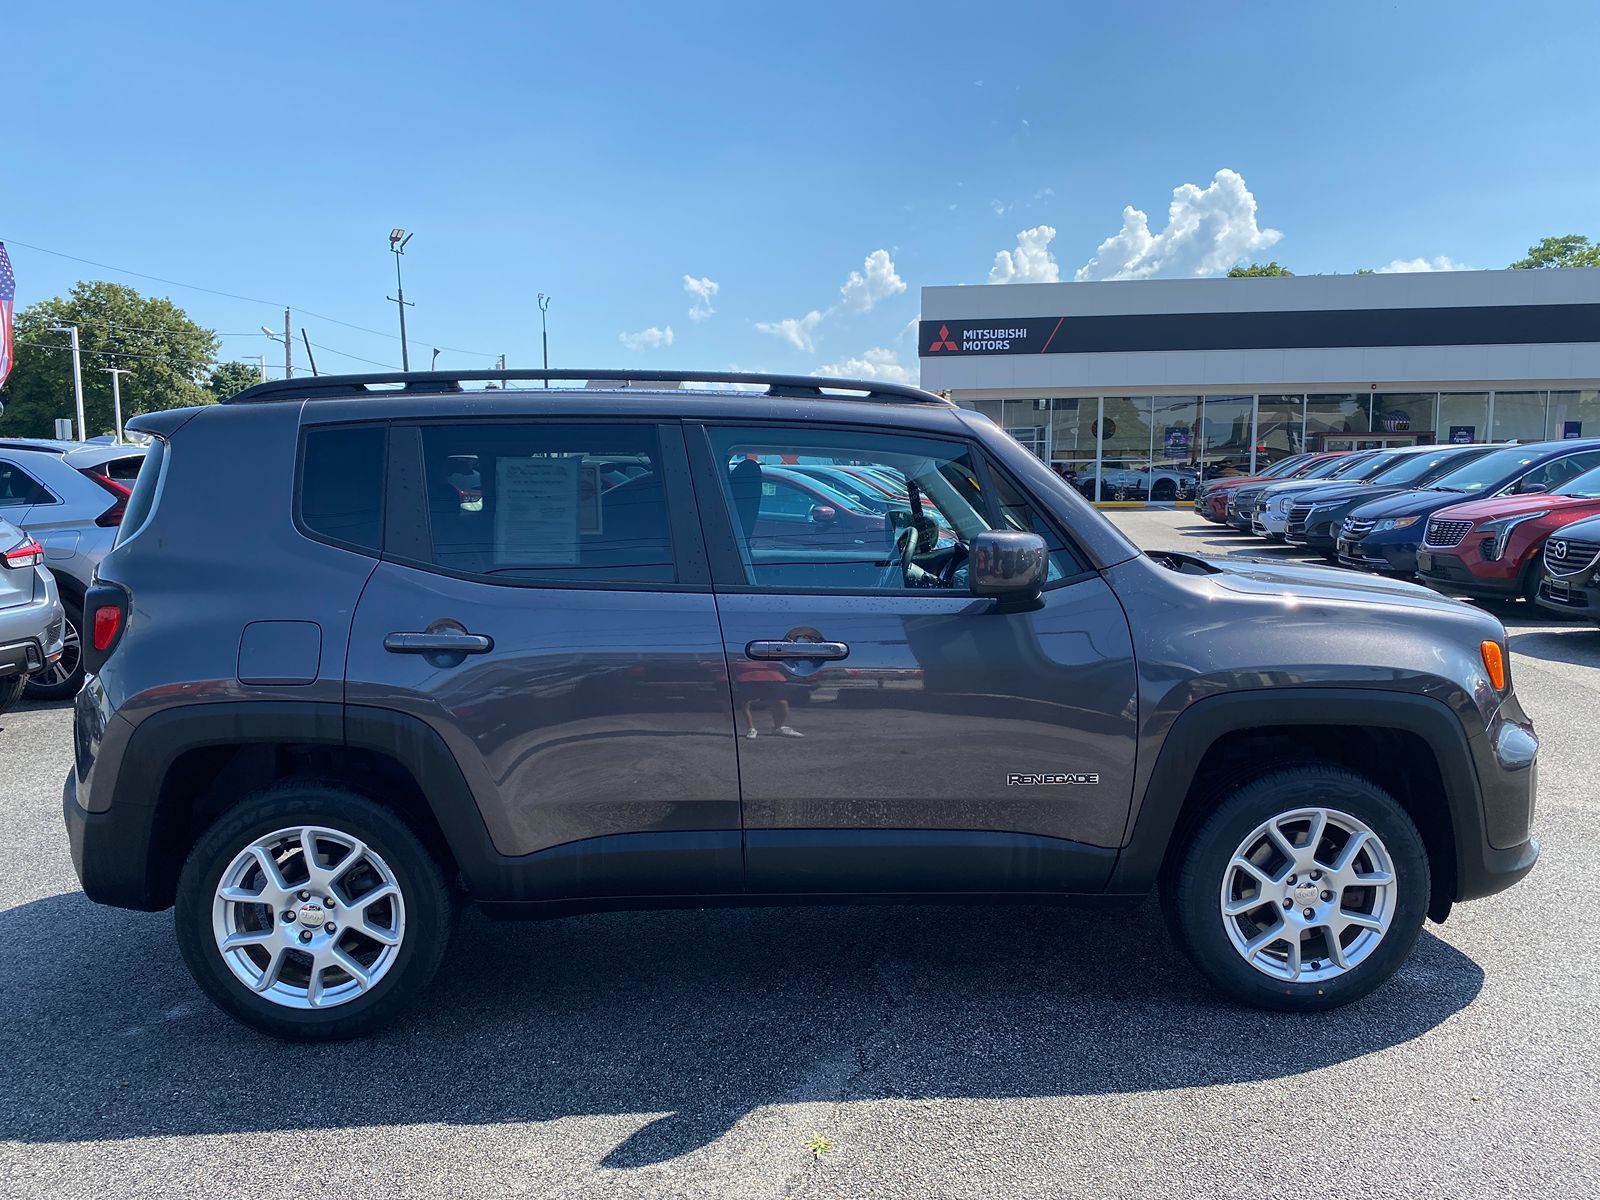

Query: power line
[1,235,497,358]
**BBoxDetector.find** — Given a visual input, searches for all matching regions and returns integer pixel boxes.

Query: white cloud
[1074,169,1282,281]
[619,325,674,351]
[839,249,906,313]
[1377,255,1470,273]
[683,274,719,321]
[990,200,1010,217]
[900,313,921,341]
[756,310,824,352]
[989,225,1060,284]
[816,347,914,385]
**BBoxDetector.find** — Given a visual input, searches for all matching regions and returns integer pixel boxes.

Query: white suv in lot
[0,439,147,699]
[0,515,66,715]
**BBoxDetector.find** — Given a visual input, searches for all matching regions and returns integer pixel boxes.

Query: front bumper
[1456,709,1541,902]
[1535,574,1600,622]
[1416,550,1521,600]
[1337,536,1421,575]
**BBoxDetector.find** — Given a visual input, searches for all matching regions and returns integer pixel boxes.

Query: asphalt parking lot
[2,507,1597,1199]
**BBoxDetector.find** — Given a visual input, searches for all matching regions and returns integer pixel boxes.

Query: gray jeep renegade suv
[64,370,1540,1040]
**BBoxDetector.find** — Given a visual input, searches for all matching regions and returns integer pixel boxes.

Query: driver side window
[707,425,1073,592]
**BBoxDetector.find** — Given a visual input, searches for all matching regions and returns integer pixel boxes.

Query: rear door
[689,421,1139,896]
[344,418,742,900]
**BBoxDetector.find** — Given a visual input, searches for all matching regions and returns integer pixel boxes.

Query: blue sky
[4,1,1597,386]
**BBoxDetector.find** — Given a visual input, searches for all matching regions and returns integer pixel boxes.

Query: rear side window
[115,438,166,545]
[0,459,54,508]
[300,426,385,552]
[416,422,675,584]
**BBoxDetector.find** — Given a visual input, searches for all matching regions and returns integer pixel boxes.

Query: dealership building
[918,268,1600,501]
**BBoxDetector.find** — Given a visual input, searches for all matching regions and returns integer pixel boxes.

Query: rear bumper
[64,768,172,911]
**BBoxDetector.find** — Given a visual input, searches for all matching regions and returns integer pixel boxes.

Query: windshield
[1298,456,1350,480]
[1347,450,1409,481]
[1370,446,1485,487]
[1430,445,1545,492]
[1261,454,1310,478]
[1557,465,1600,499]
[1324,452,1379,479]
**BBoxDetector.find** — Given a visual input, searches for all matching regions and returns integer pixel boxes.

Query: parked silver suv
[65,370,1540,1040]
[0,439,147,699]
[0,515,66,715]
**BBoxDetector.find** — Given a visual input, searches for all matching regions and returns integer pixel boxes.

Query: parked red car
[1417,463,1600,602]
[1193,452,1343,523]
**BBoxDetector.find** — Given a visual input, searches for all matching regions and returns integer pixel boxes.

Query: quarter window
[300,426,385,552]
[417,423,675,584]
[0,460,54,508]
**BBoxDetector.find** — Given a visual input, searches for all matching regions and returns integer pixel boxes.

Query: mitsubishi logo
[928,324,958,353]
[1551,540,1568,561]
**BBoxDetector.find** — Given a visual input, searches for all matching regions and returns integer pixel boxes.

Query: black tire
[1152,479,1176,502]
[175,781,457,1041]
[1164,766,1429,1011]
[0,673,26,715]
[25,591,82,702]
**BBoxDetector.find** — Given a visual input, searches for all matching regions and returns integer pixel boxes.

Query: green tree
[209,361,266,400]
[0,282,217,437]
[1355,267,1377,275]
[1510,235,1600,270]
[1227,261,1293,277]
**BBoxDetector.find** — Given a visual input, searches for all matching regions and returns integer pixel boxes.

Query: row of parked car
[0,437,149,715]
[1195,439,1600,623]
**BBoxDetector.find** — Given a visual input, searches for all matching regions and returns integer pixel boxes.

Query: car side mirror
[809,504,837,524]
[1517,481,1550,494]
[969,530,1048,611]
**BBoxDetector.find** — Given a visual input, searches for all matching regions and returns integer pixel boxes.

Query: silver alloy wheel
[29,616,79,688]
[212,825,406,1010]
[1219,807,1397,984]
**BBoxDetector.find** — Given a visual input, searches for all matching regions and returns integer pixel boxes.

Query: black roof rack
[221,368,951,407]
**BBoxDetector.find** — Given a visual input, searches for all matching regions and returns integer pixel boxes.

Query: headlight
[1373,516,1420,533]
[1477,511,1550,561]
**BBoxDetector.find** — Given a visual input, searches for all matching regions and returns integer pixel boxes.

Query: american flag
[0,242,15,391]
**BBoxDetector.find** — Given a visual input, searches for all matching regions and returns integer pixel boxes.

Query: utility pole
[51,323,86,440]
[284,307,293,379]
[388,228,415,370]
[255,355,268,382]
[102,368,131,443]
[537,293,551,387]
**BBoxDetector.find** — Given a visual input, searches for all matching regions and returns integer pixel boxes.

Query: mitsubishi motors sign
[919,317,1066,357]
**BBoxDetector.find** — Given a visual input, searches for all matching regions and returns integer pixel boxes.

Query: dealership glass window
[1305,394,1368,447]
[1546,390,1600,442]
[1372,393,1437,438]
[1002,398,1051,459]
[1254,396,1304,470]
[1196,395,1254,480]
[1045,398,1096,493]
[1490,391,1547,443]
[1438,392,1489,445]
[1147,397,1200,500]
[1094,396,1156,500]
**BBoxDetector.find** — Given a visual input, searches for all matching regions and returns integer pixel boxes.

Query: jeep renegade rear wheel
[175,783,455,1040]
[1166,767,1429,1010]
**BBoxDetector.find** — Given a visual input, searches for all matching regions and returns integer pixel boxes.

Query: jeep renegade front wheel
[175,783,455,1040]
[1165,767,1429,1010]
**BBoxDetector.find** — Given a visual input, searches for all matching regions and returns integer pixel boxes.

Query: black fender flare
[1107,688,1489,914]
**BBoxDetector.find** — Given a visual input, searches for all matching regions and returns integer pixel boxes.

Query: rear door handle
[746,640,850,661]
[384,632,494,655]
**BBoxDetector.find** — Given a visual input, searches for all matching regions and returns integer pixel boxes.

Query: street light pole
[388,229,415,371]
[51,323,86,440]
[537,293,551,387]
[102,368,131,443]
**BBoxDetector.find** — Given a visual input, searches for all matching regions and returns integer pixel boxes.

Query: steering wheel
[877,525,917,590]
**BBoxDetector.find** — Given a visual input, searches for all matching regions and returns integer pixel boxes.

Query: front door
[344,418,741,900]
[690,422,1139,896]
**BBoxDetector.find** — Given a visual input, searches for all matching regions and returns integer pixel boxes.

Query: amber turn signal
[1481,640,1506,691]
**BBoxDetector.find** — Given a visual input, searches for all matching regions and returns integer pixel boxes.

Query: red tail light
[92,604,123,652]
[83,471,133,527]
[2,537,44,569]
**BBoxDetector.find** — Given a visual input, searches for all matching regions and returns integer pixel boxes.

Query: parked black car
[1534,511,1600,624]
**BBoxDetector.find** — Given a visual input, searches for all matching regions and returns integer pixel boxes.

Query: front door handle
[746,639,850,661]
[384,631,494,655]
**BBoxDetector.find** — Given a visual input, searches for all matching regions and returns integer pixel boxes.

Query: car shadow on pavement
[0,893,1483,1167]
